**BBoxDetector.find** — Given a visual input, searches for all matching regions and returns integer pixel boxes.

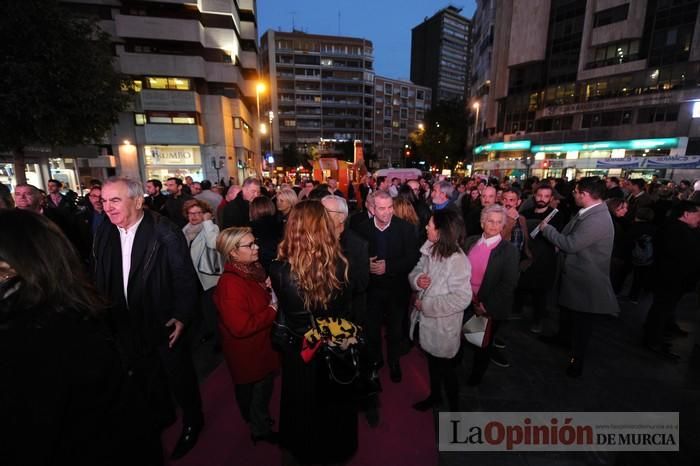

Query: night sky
[257,0,476,80]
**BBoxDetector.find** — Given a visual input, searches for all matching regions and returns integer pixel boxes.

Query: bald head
[481,186,497,207]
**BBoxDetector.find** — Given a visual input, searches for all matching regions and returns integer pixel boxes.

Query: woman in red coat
[214,226,280,444]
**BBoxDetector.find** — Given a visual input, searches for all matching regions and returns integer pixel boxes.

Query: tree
[409,100,469,168]
[0,0,132,184]
[281,143,307,168]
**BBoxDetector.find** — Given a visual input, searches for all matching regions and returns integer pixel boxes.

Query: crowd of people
[1,170,699,465]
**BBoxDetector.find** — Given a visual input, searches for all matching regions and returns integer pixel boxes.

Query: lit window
[146,77,191,90]
[134,113,146,125]
[148,77,169,89]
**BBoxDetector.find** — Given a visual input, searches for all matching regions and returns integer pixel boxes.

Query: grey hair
[373,190,392,202]
[104,176,144,199]
[365,191,376,208]
[480,204,507,226]
[243,177,261,188]
[321,195,348,219]
[436,180,454,198]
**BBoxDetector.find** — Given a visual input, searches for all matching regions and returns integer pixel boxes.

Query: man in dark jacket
[93,177,203,460]
[643,201,700,359]
[352,190,419,382]
[605,177,625,199]
[626,178,654,221]
[163,177,193,228]
[145,179,166,213]
[221,177,260,228]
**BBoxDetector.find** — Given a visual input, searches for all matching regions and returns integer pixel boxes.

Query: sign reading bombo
[439,412,679,452]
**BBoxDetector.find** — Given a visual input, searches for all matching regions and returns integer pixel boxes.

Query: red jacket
[213,264,280,384]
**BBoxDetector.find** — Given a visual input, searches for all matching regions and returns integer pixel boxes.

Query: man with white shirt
[93,177,203,460]
[539,177,619,378]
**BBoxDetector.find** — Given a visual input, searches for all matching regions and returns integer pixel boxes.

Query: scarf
[229,261,267,284]
[183,222,205,244]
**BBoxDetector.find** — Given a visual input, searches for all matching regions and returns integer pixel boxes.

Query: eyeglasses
[238,241,258,249]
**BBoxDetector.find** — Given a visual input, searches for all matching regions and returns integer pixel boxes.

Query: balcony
[140,90,198,112]
[115,14,201,43]
[120,52,207,77]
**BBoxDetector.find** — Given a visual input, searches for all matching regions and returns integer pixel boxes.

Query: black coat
[0,310,157,466]
[163,193,193,228]
[464,235,520,320]
[221,192,250,229]
[92,210,199,361]
[341,229,369,325]
[519,207,565,289]
[269,260,357,464]
[351,215,420,289]
[653,219,700,292]
[250,215,283,274]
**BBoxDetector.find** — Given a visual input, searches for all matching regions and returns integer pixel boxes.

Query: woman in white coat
[409,209,471,412]
[182,199,223,345]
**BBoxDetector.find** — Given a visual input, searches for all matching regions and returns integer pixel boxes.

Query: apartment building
[471,0,700,181]
[373,76,432,167]
[1,0,261,190]
[259,30,374,159]
[411,6,472,103]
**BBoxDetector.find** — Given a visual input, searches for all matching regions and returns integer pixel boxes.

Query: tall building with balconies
[260,30,375,159]
[2,0,262,190]
[373,76,432,168]
[472,0,700,181]
[411,6,471,103]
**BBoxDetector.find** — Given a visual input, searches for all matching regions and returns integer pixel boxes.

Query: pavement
[188,289,700,466]
[440,290,700,466]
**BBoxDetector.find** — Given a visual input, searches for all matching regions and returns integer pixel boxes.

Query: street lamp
[268,110,274,161]
[255,81,266,173]
[472,101,480,147]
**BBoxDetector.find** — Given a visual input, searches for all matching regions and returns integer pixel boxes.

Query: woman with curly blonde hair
[269,200,358,465]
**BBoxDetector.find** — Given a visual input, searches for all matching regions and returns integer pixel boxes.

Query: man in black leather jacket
[93,177,203,460]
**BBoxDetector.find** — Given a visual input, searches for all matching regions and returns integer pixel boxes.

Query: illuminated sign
[474,140,531,154]
[144,145,201,165]
[531,138,679,153]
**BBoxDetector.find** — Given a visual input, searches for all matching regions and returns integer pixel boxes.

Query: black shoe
[493,337,506,349]
[365,405,379,427]
[645,342,680,361]
[412,396,439,412]
[667,323,689,338]
[566,358,583,378]
[251,431,279,445]
[389,361,402,383]
[490,349,510,368]
[170,424,202,460]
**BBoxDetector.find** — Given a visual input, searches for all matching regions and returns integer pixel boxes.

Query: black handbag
[271,308,303,351]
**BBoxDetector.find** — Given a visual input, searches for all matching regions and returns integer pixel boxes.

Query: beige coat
[408,241,472,358]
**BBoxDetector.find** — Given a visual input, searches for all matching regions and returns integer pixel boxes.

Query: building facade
[471,0,700,181]
[259,30,375,161]
[1,0,261,191]
[411,6,472,103]
[373,76,432,167]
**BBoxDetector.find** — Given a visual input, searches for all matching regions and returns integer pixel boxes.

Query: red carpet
[163,347,437,466]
